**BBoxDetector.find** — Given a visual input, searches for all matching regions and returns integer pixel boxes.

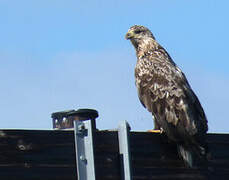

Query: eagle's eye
[134,30,141,34]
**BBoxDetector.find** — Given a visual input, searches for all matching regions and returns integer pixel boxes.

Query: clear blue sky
[0,0,228,132]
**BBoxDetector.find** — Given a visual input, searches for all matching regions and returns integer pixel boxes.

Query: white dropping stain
[0,131,6,137]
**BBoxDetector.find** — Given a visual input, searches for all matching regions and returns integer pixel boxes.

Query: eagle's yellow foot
[148,127,164,134]
[147,129,162,133]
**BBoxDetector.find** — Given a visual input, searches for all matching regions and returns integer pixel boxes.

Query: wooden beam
[0,130,228,180]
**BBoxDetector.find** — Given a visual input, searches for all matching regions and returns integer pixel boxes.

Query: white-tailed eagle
[125,25,208,167]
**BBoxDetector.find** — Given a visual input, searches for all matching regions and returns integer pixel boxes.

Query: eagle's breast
[134,46,189,130]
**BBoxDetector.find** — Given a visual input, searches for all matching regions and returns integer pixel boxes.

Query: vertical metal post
[74,119,96,180]
[118,120,133,180]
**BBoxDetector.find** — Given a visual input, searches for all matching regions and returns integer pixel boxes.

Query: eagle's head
[125,25,155,49]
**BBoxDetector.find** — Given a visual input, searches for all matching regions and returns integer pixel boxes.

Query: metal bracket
[74,120,96,180]
[118,120,133,180]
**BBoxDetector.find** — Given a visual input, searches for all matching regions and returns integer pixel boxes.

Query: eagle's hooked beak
[125,31,135,40]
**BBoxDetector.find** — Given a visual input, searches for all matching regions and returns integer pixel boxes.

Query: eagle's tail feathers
[177,145,193,168]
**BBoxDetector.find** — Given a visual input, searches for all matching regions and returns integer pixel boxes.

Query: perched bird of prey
[125,25,208,167]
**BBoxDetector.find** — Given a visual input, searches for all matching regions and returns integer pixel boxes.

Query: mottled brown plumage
[125,25,208,167]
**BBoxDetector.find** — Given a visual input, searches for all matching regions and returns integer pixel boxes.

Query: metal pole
[118,120,133,180]
[74,119,96,180]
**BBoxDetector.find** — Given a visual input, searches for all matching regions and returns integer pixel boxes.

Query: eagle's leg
[154,120,160,130]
